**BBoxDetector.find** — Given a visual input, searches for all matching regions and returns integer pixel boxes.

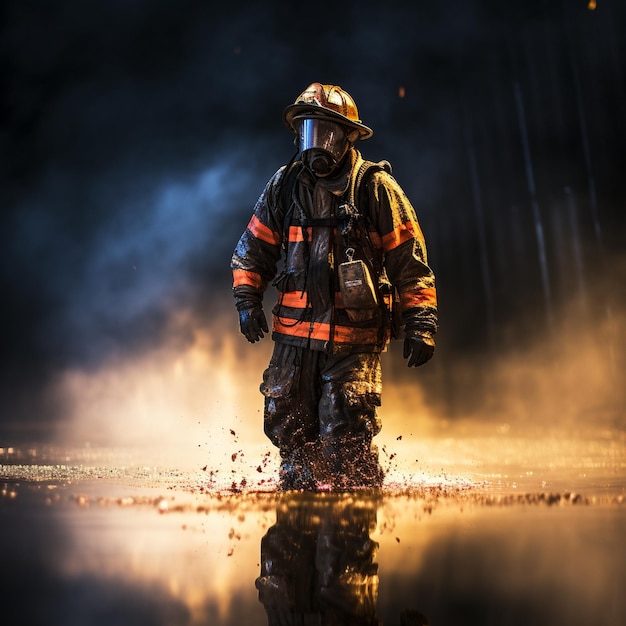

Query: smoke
[37,153,260,358]
[445,301,625,430]
[2,0,625,443]
[46,276,624,480]
[50,310,273,467]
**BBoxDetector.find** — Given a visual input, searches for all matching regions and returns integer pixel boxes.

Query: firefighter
[231,82,437,490]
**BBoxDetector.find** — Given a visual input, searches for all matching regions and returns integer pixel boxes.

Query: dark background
[2,0,625,442]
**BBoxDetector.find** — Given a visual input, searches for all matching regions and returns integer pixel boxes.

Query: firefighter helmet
[283,82,373,140]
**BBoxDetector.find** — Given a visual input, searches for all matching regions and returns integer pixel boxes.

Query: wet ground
[1,424,625,626]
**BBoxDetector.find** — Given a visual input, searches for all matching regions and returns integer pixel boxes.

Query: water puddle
[1,429,624,625]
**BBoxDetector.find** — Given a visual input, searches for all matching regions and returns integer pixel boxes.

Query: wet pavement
[1,426,625,626]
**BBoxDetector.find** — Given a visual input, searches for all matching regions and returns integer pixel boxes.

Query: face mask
[297,117,350,177]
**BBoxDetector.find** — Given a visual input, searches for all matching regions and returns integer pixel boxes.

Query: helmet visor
[297,117,349,161]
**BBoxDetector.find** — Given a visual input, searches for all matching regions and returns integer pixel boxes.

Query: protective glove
[238,304,269,343]
[403,330,435,367]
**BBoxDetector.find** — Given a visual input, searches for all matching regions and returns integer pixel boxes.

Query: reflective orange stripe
[278,291,310,308]
[233,269,264,289]
[333,324,380,343]
[381,221,423,252]
[279,291,345,309]
[400,287,437,309]
[287,225,313,242]
[274,317,328,341]
[273,316,380,344]
[248,215,281,246]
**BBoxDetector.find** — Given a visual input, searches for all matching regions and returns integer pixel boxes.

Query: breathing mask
[296,117,350,177]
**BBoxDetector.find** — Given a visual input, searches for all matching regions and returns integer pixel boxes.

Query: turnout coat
[231,147,437,355]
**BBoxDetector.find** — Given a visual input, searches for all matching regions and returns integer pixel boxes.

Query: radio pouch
[338,249,379,321]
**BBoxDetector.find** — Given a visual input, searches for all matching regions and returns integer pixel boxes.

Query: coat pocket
[259,344,297,398]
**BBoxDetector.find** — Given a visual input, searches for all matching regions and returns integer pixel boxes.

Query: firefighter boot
[323,435,384,491]
[279,442,328,491]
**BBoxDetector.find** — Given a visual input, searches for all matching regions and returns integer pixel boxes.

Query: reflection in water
[255,491,429,626]
[1,438,624,625]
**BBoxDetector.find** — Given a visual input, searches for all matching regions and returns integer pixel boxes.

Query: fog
[1,1,624,457]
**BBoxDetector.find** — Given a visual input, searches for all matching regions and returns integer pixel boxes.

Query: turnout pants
[260,342,384,489]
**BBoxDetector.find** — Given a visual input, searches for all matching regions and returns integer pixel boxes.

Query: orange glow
[50,298,624,488]
[588,0,596,9]
[57,496,275,621]
[398,86,406,98]
[4,461,624,624]
[52,310,276,475]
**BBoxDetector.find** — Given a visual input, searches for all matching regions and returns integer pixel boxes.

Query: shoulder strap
[348,158,401,340]
[336,157,393,275]
[349,157,392,215]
